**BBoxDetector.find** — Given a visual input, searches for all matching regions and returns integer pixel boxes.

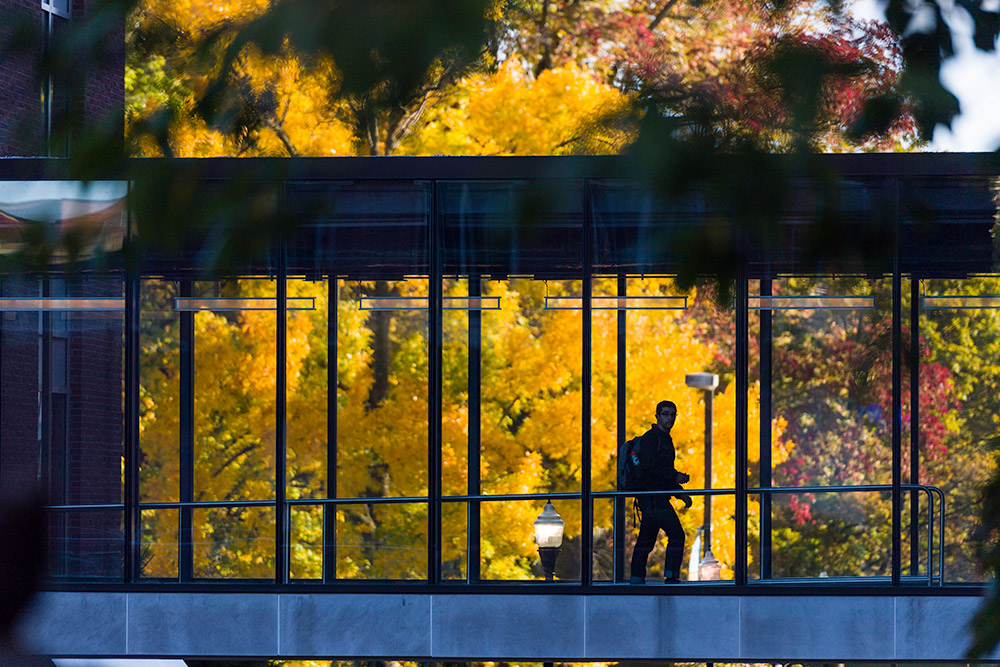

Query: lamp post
[686,371,720,581]
[534,500,565,582]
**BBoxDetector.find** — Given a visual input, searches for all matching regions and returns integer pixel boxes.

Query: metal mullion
[892,180,903,587]
[468,275,482,584]
[760,275,772,580]
[581,179,593,586]
[324,278,338,583]
[276,241,288,584]
[614,274,626,583]
[179,281,194,583]
[41,280,56,569]
[429,182,442,584]
[124,261,140,582]
[734,234,749,587]
[910,277,920,577]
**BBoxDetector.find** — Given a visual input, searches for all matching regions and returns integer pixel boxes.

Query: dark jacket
[637,425,684,491]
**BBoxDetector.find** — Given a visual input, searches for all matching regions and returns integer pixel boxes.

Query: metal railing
[43,482,947,586]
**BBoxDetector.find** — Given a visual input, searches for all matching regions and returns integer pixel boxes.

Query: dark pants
[630,495,685,580]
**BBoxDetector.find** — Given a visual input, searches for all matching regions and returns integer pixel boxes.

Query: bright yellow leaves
[138,275,793,581]
[407,61,635,156]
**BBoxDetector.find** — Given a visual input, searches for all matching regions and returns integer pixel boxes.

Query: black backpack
[617,436,646,490]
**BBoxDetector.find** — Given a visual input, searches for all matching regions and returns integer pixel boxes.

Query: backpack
[617,436,646,491]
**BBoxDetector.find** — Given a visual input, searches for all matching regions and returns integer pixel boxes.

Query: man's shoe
[664,577,681,584]
[629,576,645,585]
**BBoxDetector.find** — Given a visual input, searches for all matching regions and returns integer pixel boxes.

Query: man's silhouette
[630,400,691,584]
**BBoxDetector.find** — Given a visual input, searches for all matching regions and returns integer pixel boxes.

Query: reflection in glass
[47,509,123,581]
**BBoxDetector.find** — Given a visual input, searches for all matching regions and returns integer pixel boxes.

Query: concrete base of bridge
[17,591,997,662]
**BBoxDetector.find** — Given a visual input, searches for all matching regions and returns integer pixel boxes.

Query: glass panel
[478,498,580,581]
[442,501,469,581]
[919,276,1000,582]
[193,279,276,502]
[900,176,996,276]
[286,278,329,502]
[336,502,427,580]
[47,509,123,581]
[0,181,127,266]
[289,504,324,580]
[616,277,735,579]
[286,181,430,278]
[0,276,124,507]
[336,279,429,500]
[442,278,470,499]
[758,275,903,581]
[439,180,583,277]
[192,505,275,579]
[592,496,616,582]
[139,279,180,502]
[140,508,178,579]
[764,490,893,579]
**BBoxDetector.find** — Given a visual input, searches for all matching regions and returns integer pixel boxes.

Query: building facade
[1,154,999,662]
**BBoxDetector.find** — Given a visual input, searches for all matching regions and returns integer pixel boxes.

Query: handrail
[46,483,949,585]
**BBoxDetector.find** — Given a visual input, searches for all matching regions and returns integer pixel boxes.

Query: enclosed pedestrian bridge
[2,153,999,662]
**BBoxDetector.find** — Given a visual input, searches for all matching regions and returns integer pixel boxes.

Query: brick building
[1,0,125,579]
[0,0,124,156]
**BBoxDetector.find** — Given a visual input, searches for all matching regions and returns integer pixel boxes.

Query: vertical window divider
[892,179,903,587]
[581,179,593,586]
[614,274,627,583]
[734,231,749,588]
[276,239,288,584]
[41,280,54,561]
[468,274,482,584]
[429,181,443,585]
[910,278,920,578]
[124,233,140,583]
[179,280,194,582]
[759,274,772,580]
[324,277,338,583]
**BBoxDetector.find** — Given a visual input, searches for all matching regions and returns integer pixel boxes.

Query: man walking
[630,400,691,584]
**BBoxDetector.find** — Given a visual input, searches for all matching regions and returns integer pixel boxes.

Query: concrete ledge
[17,591,990,661]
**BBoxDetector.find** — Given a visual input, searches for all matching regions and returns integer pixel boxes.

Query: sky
[854,0,1000,152]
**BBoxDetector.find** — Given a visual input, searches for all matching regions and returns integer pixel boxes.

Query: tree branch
[649,0,682,30]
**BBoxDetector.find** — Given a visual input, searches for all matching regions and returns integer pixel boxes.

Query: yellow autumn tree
[139,275,793,581]
[405,61,634,156]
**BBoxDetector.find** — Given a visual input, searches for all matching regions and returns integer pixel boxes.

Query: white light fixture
[685,372,719,391]
[533,501,565,548]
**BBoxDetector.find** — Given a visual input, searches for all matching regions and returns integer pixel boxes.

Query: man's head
[655,400,677,432]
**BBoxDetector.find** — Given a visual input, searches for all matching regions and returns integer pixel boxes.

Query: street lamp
[534,500,565,582]
[685,371,720,581]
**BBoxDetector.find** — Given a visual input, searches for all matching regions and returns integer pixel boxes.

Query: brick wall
[0,1,45,155]
[75,0,125,143]
[0,0,124,156]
